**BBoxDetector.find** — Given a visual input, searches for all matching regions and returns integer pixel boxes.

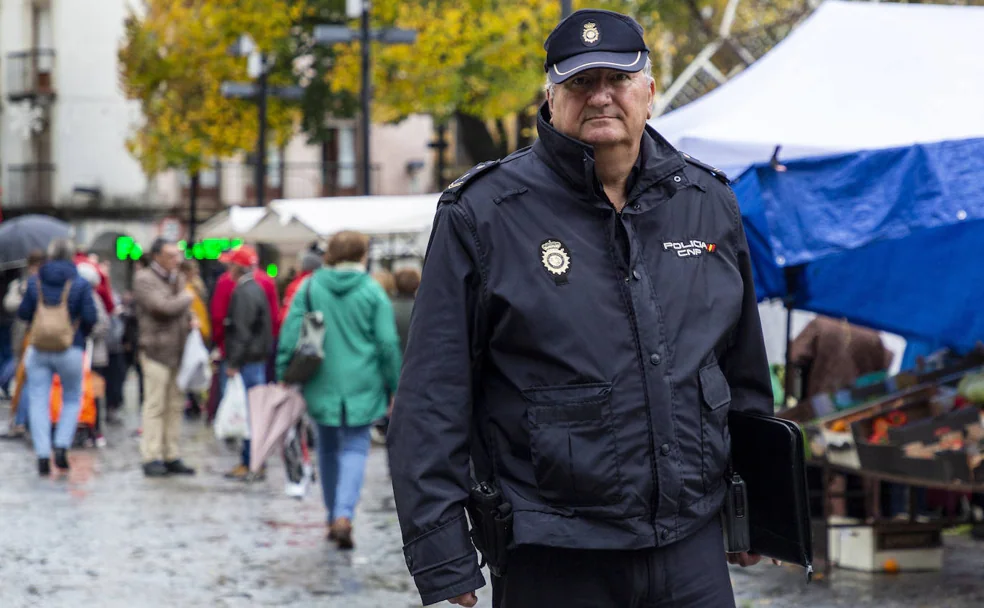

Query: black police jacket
[389,105,773,606]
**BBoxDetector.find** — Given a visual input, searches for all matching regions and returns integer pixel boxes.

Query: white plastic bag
[177,329,212,392]
[214,373,250,440]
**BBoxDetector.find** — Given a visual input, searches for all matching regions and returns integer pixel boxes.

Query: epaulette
[681,153,729,185]
[439,160,501,204]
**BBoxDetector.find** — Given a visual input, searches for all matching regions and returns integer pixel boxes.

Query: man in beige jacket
[133,238,196,477]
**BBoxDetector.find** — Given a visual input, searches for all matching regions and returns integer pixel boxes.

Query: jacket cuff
[405,514,485,605]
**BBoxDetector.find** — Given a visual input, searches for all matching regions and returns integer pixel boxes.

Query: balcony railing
[5,164,56,208]
[6,49,56,102]
[181,162,382,207]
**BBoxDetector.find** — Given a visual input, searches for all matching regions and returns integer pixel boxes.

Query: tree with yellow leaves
[119,0,304,181]
[325,0,812,167]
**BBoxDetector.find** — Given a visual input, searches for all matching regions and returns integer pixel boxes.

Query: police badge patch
[581,21,601,46]
[540,239,571,285]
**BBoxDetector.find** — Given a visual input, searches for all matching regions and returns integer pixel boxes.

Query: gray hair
[47,238,76,262]
[545,57,654,97]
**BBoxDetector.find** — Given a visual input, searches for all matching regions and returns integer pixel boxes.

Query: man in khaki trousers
[133,238,197,477]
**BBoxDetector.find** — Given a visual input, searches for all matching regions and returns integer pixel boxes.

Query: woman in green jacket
[276,231,402,549]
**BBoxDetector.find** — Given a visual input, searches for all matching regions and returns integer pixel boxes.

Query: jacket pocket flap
[699,364,731,410]
[529,402,604,425]
[521,382,612,404]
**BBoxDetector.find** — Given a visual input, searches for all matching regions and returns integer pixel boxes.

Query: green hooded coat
[276,266,402,427]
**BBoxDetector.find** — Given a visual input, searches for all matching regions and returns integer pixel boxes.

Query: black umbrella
[0,215,73,269]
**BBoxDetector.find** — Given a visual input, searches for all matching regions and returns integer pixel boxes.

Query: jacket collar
[150,262,177,284]
[532,103,688,202]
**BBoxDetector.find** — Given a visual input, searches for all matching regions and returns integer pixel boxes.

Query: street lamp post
[561,0,573,19]
[360,0,372,196]
[222,35,304,207]
[255,56,269,207]
[314,7,416,197]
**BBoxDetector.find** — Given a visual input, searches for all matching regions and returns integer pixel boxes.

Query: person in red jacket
[280,251,322,325]
[75,251,115,315]
[210,245,280,397]
[209,270,236,357]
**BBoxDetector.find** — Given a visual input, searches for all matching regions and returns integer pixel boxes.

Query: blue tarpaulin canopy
[733,139,984,350]
[652,1,984,351]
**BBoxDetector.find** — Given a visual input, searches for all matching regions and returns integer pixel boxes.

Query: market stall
[199,194,440,269]
[652,0,984,348]
[651,0,984,575]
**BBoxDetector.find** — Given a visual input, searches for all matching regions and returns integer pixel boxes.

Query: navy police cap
[544,9,649,84]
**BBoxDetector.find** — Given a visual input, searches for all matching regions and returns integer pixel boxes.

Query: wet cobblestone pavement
[1,387,983,607]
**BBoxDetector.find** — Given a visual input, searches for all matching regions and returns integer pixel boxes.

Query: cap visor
[548,50,646,84]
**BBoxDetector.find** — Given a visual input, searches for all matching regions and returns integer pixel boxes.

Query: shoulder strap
[439,160,501,205]
[60,281,73,304]
[304,281,313,312]
[681,152,730,185]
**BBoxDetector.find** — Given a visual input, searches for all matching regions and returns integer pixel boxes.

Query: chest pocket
[699,363,732,493]
[523,382,623,507]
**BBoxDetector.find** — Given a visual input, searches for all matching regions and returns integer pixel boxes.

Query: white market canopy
[199,194,442,253]
[650,0,984,176]
[196,206,267,239]
[270,194,441,237]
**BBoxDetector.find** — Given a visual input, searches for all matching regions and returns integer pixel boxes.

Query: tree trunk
[454,110,507,166]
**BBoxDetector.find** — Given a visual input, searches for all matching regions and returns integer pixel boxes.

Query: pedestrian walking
[133,238,197,478]
[16,239,96,476]
[390,268,420,356]
[77,262,110,447]
[219,245,273,481]
[181,259,211,419]
[387,10,775,608]
[4,249,45,436]
[276,231,402,550]
[279,250,323,325]
[370,267,420,444]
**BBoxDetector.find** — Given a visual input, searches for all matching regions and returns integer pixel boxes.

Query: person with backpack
[17,239,97,476]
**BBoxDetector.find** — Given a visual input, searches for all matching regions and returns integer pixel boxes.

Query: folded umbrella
[248,384,307,473]
[0,215,72,269]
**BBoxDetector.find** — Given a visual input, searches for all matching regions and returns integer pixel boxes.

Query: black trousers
[492,517,736,608]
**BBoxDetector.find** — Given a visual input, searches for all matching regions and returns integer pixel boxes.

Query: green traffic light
[266,264,279,278]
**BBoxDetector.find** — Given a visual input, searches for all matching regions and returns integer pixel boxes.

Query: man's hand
[226,367,238,378]
[449,592,477,607]
[727,552,782,567]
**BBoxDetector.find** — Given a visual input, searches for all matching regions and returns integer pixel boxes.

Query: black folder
[728,410,814,579]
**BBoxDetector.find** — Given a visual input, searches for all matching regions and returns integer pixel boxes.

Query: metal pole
[256,56,268,207]
[784,299,794,407]
[561,0,573,19]
[188,171,199,243]
[360,0,372,195]
[436,123,447,188]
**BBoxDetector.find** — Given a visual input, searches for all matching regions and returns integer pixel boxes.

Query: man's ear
[647,78,656,119]
[546,88,555,122]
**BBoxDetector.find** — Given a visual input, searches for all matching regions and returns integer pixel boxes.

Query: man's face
[548,68,656,148]
[156,244,181,273]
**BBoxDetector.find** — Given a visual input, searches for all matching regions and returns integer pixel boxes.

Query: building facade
[0,0,435,254]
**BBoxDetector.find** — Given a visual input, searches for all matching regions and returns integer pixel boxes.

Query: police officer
[389,9,774,608]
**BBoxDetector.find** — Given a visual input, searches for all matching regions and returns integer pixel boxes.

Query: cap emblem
[581,21,600,46]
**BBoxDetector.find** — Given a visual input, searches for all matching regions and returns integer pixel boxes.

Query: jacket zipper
[611,209,661,538]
